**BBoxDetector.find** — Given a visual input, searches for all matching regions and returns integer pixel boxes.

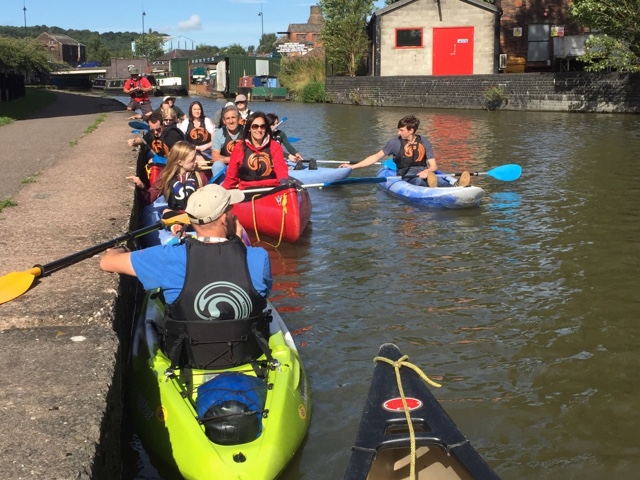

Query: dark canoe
[344,343,501,480]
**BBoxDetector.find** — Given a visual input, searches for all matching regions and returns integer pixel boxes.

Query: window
[527,24,550,62]
[396,28,423,48]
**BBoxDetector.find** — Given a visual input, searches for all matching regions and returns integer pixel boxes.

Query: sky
[6,0,388,49]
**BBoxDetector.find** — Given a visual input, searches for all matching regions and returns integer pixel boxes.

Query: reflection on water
[116,95,640,480]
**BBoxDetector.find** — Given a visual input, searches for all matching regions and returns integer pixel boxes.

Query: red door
[432,27,474,75]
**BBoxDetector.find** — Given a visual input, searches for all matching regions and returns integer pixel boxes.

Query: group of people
[110,74,469,338]
[125,91,299,216]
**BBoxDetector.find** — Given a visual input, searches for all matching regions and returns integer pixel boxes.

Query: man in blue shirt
[101,185,271,314]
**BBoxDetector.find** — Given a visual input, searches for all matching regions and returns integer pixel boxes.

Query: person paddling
[340,115,470,188]
[266,113,310,170]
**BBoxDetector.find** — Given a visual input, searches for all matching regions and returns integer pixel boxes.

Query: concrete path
[0,91,135,480]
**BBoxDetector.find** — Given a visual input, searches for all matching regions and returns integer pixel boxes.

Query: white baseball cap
[185,185,244,225]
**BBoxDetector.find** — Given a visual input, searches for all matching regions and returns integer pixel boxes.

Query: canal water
[117,95,640,479]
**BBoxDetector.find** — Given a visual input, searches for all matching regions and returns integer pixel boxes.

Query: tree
[319,0,375,76]
[86,35,112,66]
[197,44,221,56]
[571,0,640,69]
[257,33,277,54]
[224,43,247,56]
[0,36,51,72]
[135,32,164,59]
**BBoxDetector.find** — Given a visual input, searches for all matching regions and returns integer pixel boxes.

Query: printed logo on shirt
[404,142,426,162]
[193,281,252,320]
[247,151,273,177]
[189,127,210,144]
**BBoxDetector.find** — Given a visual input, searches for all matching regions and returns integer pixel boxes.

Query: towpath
[0,91,134,479]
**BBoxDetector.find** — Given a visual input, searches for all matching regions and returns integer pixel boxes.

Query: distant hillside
[0,25,161,56]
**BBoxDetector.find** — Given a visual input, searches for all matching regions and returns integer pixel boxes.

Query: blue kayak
[288,165,352,184]
[138,196,174,247]
[376,168,485,209]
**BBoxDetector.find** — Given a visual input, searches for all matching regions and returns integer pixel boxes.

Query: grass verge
[0,199,18,213]
[0,88,56,127]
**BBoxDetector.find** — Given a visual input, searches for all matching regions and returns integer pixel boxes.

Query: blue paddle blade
[128,120,149,131]
[487,164,521,181]
[209,165,227,184]
[288,137,300,143]
[381,159,396,170]
[151,154,167,165]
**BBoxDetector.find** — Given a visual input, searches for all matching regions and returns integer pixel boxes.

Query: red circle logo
[382,397,423,412]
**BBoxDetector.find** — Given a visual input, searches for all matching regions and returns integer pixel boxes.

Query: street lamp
[258,3,264,44]
[142,7,146,56]
[23,0,27,36]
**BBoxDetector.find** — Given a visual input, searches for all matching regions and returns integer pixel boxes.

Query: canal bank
[0,91,134,479]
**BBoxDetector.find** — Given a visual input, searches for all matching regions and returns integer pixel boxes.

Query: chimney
[308,6,323,24]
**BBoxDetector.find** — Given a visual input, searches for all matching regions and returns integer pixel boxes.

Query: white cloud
[176,15,202,32]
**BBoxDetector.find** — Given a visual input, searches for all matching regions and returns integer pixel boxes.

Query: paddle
[381,160,522,182]
[129,120,150,131]
[0,214,189,305]
[241,176,386,194]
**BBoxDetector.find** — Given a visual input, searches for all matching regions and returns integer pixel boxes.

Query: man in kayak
[234,94,254,126]
[339,115,470,188]
[100,184,271,310]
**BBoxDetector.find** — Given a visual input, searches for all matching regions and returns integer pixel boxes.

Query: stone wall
[325,72,640,113]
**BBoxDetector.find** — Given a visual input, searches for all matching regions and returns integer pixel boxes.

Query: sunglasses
[250,123,267,130]
[163,118,174,122]
[235,101,246,105]
[151,127,163,133]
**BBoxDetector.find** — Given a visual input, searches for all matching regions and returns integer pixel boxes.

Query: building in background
[36,32,86,66]
[277,6,324,57]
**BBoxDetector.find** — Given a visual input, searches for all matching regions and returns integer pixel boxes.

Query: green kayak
[128,290,311,479]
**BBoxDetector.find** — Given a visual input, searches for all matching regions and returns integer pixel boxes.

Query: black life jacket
[186,120,212,146]
[221,126,243,158]
[166,172,204,211]
[238,141,277,182]
[162,236,270,370]
[149,127,186,157]
[393,135,428,176]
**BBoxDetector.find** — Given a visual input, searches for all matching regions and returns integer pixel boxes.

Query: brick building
[277,6,324,57]
[496,0,586,72]
[36,33,86,66]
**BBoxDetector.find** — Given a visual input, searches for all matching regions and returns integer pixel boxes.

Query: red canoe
[232,186,311,244]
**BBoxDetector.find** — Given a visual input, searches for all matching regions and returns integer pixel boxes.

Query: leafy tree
[247,45,256,55]
[197,44,221,56]
[135,32,164,59]
[578,35,640,72]
[571,0,640,69]
[86,36,112,65]
[257,33,277,54]
[224,43,247,56]
[0,36,51,72]
[319,0,375,76]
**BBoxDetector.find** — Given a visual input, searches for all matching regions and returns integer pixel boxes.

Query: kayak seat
[162,313,272,370]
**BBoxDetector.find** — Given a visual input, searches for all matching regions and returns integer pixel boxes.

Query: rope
[249,188,288,249]
[373,354,442,480]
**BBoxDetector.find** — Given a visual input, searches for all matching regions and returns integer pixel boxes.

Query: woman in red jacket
[221,112,289,190]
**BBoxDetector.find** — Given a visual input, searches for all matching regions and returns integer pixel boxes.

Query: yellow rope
[249,189,288,249]
[373,354,442,480]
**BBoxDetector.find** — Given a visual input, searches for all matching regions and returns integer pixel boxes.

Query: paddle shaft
[241,176,385,194]
[36,220,171,277]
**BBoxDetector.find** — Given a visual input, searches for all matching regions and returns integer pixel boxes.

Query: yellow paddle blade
[0,267,42,305]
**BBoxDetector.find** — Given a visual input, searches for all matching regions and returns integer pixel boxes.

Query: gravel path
[0,91,136,480]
